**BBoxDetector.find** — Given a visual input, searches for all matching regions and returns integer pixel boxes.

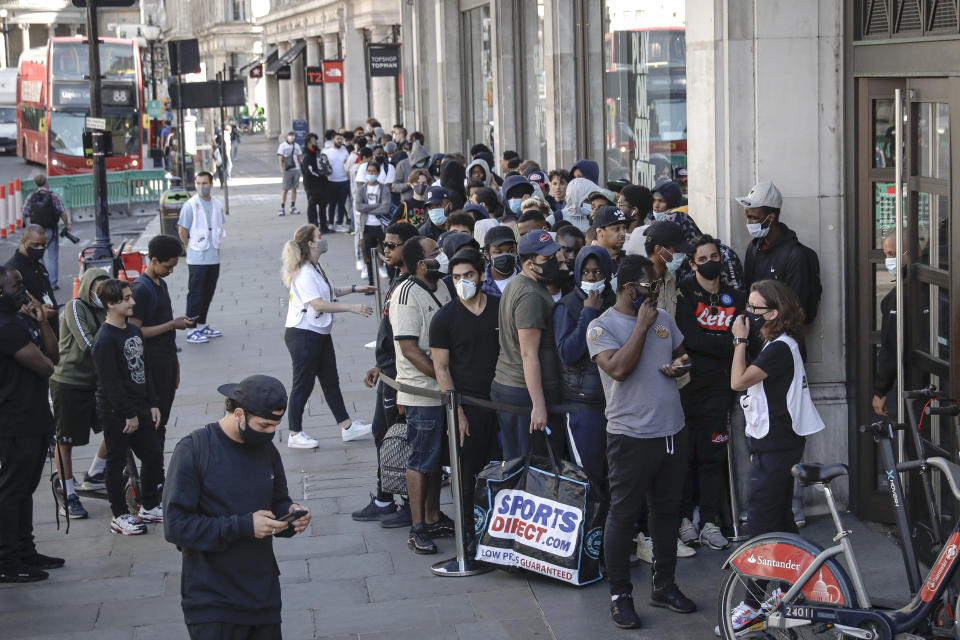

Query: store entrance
[853,77,958,525]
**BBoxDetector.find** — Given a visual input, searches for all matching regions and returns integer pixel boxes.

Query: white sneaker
[287,431,319,449]
[341,420,373,442]
[677,538,697,558]
[110,513,147,536]
[378,266,388,279]
[186,330,209,344]
[679,517,699,545]
[635,533,653,564]
[356,259,364,271]
[138,505,163,523]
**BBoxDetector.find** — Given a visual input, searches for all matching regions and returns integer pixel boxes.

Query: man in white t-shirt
[276,129,302,217]
[322,132,351,231]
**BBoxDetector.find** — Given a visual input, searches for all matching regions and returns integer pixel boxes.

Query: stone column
[542,0,578,172]
[19,23,29,51]
[290,41,307,122]
[266,60,281,139]
[321,33,342,129]
[306,37,323,128]
[367,25,396,127]
[341,26,367,129]
[433,0,462,152]
[278,41,293,133]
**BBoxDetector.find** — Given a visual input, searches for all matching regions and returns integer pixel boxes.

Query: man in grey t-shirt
[586,255,695,628]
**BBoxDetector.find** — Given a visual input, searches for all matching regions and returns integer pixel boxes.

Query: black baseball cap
[484,225,517,248]
[218,375,288,419]
[593,206,628,228]
[425,186,449,206]
[646,220,694,254]
[441,231,479,259]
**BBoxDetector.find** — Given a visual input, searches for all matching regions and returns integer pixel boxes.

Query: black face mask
[0,287,31,313]
[26,247,45,263]
[746,312,766,334]
[534,258,563,285]
[413,184,428,196]
[696,259,723,281]
[238,415,275,447]
[491,253,517,276]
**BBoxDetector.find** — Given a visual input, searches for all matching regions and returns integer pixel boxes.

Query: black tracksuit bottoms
[0,436,47,567]
[605,428,688,595]
[100,407,164,517]
[186,264,220,326]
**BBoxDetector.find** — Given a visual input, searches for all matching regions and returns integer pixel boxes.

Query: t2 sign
[306,66,323,86]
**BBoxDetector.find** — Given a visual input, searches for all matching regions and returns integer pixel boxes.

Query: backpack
[317,152,332,176]
[378,422,410,494]
[797,243,822,323]
[30,190,60,229]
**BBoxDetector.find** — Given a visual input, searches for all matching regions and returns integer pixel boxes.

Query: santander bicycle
[716,417,960,639]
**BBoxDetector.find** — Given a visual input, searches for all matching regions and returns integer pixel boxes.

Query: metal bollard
[430,391,493,577]
[370,247,383,319]
[726,414,747,542]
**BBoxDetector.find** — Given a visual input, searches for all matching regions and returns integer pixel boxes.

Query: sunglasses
[381,241,401,250]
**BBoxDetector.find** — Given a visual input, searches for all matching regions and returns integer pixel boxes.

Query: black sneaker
[0,565,49,583]
[20,553,65,570]
[80,471,106,491]
[650,583,697,614]
[610,593,642,629]
[408,524,438,554]
[59,493,89,519]
[381,502,412,528]
[425,512,455,538]
[351,494,397,521]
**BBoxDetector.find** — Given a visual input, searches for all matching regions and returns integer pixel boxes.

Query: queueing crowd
[277,120,827,629]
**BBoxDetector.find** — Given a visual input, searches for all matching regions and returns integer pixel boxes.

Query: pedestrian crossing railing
[21,169,168,218]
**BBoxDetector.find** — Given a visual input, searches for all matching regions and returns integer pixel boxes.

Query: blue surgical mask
[429,208,446,226]
[581,203,592,217]
[885,257,897,277]
[580,280,605,295]
[746,215,772,239]
[653,211,667,222]
[666,252,686,274]
[366,174,379,184]
[508,198,523,214]
[632,290,648,311]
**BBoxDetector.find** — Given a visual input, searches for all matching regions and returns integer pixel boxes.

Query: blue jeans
[44,227,60,289]
[489,381,565,462]
[406,405,445,474]
[565,407,608,490]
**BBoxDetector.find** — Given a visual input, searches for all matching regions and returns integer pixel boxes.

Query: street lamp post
[140,25,161,167]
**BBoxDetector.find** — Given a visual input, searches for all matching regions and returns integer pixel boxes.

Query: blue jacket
[481,261,520,298]
[553,246,616,405]
[570,159,600,185]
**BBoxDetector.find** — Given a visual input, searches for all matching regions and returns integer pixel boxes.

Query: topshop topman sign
[368,46,399,77]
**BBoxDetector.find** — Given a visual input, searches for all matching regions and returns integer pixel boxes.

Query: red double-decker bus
[17,36,144,175]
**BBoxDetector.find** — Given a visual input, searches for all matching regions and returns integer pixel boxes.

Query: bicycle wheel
[717,536,858,639]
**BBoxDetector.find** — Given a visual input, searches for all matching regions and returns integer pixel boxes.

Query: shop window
[602,1,686,189]
[520,0,547,168]
[462,5,493,154]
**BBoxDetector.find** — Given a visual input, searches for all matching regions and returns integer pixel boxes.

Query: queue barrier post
[725,412,748,542]
[370,247,383,319]
[430,390,493,578]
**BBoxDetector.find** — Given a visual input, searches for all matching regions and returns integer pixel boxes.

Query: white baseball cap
[737,181,783,209]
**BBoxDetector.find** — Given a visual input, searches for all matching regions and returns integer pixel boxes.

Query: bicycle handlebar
[859,421,906,435]
[904,385,948,400]
[927,405,960,417]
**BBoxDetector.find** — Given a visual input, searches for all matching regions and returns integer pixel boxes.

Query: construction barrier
[20,170,168,218]
[0,185,6,238]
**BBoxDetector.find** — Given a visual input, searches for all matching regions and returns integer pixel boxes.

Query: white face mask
[435,251,450,274]
[580,280,605,295]
[455,279,478,300]
[366,174,379,183]
[885,257,898,277]
[286,135,295,143]
[746,215,772,239]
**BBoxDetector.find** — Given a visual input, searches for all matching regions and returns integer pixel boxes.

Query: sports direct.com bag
[473,439,605,586]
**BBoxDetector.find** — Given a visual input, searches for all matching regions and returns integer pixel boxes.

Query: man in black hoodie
[164,375,311,640]
[300,133,330,232]
[739,181,821,324]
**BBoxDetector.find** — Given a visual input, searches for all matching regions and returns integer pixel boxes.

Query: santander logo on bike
[921,535,960,602]
[746,551,803,574]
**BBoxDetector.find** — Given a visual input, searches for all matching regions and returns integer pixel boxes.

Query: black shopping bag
[472,434,606,586]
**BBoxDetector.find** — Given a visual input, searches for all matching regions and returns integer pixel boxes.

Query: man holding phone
[164,375,311,640]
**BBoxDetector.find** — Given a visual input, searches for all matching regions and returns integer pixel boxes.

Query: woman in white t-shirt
[281,224,376,448]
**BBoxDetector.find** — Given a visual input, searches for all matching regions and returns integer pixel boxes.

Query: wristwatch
[733,337,749,345]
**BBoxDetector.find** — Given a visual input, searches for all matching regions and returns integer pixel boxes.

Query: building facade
[398,0,960,520]
[254,0,401,138]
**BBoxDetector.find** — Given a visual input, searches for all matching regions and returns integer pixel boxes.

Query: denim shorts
[406,405,446,474]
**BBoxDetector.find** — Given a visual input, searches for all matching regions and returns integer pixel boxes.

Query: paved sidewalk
[0,138,914,639]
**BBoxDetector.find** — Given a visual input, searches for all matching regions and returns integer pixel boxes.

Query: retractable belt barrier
[375,372,589,577]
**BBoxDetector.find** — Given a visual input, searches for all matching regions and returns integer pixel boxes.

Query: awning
[266,41,306,74]
[238,47,277,74]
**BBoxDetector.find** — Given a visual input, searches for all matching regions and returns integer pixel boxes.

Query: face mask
[610,275,618,292]
[26,246,45,263]
[239,415,275,447]
[747,312,766,334]
[631,287,648,311]
[413,184,428,196]
[199,185,212,198]
[366,174,379,184]
[508,198,523,214]
[663,250,686,274]
[492,253,517,275]
[0,287,30,313]
[90,291,104,309]
[286,136,295,143]
[455,279,478,300]
[316,238,329,255]
[429,208,446,226]
[885,257,898,277]
[653,211,667,222]
[580,280,605,295]
[581,203,592,217]
[696,259,722,281]
[534,258,562,285]
[435,251,450,274]
[746,215,772,239]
